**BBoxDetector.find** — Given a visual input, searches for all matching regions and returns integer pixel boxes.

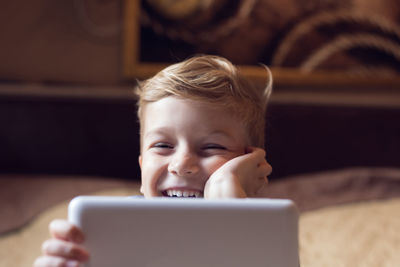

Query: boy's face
[139,96,248,197]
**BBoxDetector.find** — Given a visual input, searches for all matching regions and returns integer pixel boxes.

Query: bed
[1,167,400,267]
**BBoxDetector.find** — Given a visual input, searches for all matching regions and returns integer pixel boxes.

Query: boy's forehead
[141,97,247,137]
[143,97,221,116]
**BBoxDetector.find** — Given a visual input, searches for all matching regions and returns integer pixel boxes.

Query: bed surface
[1,167,400,266]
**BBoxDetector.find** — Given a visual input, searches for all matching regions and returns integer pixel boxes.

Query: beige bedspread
[1,187,399,267]
[300,198,400,267]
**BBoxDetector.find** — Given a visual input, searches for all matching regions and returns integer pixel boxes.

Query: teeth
[165,189,202,198]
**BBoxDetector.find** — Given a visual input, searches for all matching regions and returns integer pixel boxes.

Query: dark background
[1,0,399,180]
[1,94,399,180]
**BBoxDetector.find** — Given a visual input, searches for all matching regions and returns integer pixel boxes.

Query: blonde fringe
[261,64,273,105]
[134,55,272,147]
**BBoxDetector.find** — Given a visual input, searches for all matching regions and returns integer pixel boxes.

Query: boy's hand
[34,219,89,267]
[204,147,272,198]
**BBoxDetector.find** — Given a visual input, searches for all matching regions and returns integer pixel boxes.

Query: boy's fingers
[258,161,272,177]
[34,255,81,267]
[246,147,266,158]
[49,220,84,243]
[42,239,89,262]
[250,163,271,196]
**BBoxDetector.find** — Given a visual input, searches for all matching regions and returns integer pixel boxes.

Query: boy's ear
[138,156,144,194]
[140,184,144,194]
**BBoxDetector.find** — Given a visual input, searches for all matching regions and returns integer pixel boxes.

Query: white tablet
[68,196,299,267]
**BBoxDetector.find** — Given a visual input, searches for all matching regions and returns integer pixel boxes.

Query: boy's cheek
[206,156,236,175]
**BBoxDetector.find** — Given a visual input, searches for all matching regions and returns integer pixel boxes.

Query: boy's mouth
[162,189,203,198]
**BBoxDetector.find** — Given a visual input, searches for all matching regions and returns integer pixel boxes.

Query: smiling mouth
[162,189,203,198]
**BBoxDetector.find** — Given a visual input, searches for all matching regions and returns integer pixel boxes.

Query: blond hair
[134,55,272,147]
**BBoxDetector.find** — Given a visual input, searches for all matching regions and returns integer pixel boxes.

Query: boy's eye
[203,144,226,150]
[152,143,173,149]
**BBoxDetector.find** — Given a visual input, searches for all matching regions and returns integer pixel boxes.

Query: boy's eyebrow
[144,128,238,141]
[206,131,236,140]
[143,127,173,138]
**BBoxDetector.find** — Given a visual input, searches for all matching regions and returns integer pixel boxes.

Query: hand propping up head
[204,147,272,198]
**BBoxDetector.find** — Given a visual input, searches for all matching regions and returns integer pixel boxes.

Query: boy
[34,55,272,267]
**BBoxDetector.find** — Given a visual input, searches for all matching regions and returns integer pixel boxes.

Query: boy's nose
[168,152,199,177]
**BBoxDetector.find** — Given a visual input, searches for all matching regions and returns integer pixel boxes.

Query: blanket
[1,167,400,266]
